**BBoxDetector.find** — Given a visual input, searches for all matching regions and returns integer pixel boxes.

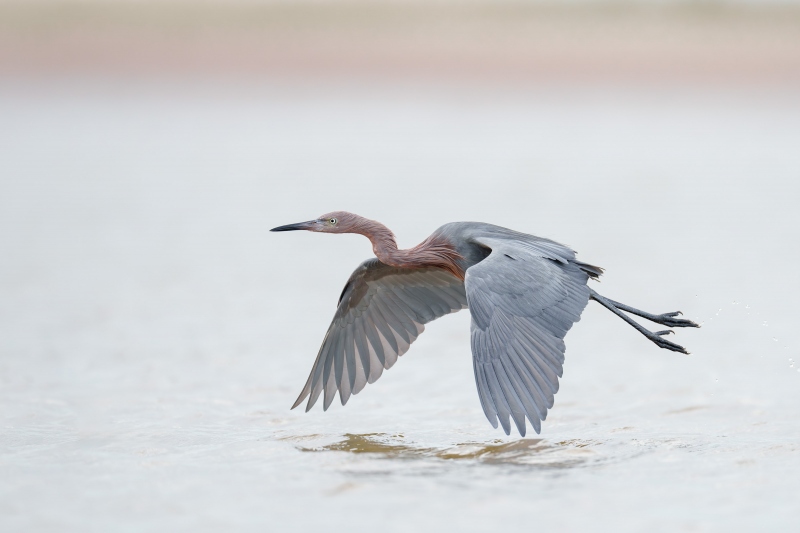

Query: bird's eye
[330,218,337,225]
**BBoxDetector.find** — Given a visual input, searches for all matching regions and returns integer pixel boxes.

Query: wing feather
[362,313,386,367]
[292,259,467,411]
[342,325,356,402]
[353,319,371,395]
[322,331,340,410]
[374,294,415,345]
[466,236,595,435]
[473,359,498,426]
[508,340,553,409]
[368,302,400,355]
[493,358,528,435]
[378,326,399,369]
[483,362,512,434]
[505,349,547,421]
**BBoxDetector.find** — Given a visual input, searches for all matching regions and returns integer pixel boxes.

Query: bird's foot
[646,329,689,354]
[651,311,700,329]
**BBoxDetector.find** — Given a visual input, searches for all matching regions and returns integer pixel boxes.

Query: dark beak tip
[270,220,315,232]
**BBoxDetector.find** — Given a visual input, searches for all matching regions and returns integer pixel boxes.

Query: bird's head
[270,211,364,234]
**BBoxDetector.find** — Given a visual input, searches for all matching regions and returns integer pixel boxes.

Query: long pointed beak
[270,220,316,232]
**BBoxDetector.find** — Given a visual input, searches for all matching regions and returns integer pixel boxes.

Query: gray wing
[292,259,468,412]
[466,237,594,436]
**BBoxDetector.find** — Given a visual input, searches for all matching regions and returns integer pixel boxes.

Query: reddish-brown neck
[353,218,464,279]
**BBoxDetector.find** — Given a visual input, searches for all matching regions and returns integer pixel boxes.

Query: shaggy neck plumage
[352,217,464,279]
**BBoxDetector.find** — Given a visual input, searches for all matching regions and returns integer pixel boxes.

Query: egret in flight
[272,212,698,436]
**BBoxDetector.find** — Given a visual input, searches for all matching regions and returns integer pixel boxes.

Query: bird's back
[430,222,602,279]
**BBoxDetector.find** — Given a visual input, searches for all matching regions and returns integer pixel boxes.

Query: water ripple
[297,433,601,468]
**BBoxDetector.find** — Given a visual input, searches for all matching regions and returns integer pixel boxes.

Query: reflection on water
[299,433,599,467]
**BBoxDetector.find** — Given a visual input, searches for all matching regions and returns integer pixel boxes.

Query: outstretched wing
[466,237,596,436]
[293,259,467,412]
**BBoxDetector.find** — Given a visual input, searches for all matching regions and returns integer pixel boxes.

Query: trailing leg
[604,298,699,329]
[589,289,696,354]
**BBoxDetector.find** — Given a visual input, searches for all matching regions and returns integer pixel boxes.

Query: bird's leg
[603,298,699,329]
[588,289,696,354]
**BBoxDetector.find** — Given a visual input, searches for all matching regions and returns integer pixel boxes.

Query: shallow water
[1,79,799,532]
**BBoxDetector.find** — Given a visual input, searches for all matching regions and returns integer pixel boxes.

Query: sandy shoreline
[1,1,799,84]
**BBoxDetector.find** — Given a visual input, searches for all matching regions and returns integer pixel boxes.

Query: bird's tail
[576,261,604,281]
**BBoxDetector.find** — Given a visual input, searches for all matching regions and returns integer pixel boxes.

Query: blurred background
[2,1,799,532]
[2,0,799,83]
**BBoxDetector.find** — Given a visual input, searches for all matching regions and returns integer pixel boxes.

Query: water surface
[1,80,799,532]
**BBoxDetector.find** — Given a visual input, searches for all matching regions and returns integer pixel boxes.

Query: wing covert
[292,259,468,412]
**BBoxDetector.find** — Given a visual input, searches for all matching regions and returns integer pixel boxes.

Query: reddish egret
[272,212,699,436]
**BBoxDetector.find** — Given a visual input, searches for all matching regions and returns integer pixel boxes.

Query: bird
[271,212,699,436]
